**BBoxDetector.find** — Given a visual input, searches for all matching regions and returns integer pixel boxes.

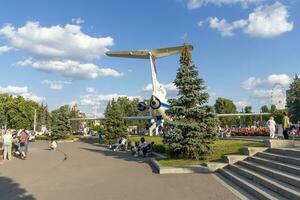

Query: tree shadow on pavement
[77,136,98,145]
[80,147,158,173]
[0,176,36,200]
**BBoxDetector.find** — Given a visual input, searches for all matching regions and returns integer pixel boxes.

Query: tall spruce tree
[50,105,71,140]
[104,99,127,145]
[164,45,218,160]
[286,75,300,122]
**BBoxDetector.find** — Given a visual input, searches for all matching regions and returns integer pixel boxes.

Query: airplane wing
[106,50,150,59]
[217,113,271,117]
[105,44,194,59]
[151,45,193,58]
[70,116,153,121]
[123,116,153,120]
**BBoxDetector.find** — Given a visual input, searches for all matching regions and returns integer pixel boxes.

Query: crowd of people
[1,129,30,161]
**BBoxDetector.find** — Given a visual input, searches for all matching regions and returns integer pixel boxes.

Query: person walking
[267,116,276,139]
[3,130,13,161]
[282,112,290,140]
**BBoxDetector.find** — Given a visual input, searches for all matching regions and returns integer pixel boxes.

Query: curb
[93,143,108,148]
[57,138,79,143]
[149,158,214,174]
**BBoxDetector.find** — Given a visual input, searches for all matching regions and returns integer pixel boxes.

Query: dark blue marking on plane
[161,102,170,108]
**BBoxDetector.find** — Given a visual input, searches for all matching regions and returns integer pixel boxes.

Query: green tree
[243,106,253,127]
[214,97,237,127]
[70,104,83,132]
[286,75,300,123]
[37,104,51,131]
[103,99,127,145]
[50,105,71,140]
[163,45,218,160]
[0,94,40,130]
[260,105,270,121]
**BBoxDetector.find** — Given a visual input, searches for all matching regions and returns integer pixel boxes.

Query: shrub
[153,144,167,154]
[35,135,50,140]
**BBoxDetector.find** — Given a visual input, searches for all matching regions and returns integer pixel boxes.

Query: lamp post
[3,96,8,132]
[33,109,37,133]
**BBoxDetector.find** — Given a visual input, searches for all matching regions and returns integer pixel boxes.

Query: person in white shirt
[3,130,13,160]
[267,116,276,139]
[50,140,57,150]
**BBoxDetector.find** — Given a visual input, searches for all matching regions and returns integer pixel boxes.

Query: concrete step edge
[238,160,300,189]
[229,164,300,199]
[268,148,300,158]
[248,156,300,176]
[257,152,300,167]
[219,168,285,200]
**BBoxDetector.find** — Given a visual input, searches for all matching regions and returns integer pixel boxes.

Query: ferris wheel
[271,83,286,109]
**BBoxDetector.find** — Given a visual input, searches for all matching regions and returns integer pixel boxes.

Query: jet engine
[150,95,161,109]
[137,102,149,112]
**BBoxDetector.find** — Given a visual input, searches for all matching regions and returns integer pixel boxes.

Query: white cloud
[234,100,251,109]
[79,93,140,117]
[242,74,290,90]
[209,91,217,98]
[0,85,44,103]
[245,2,293,37]
[86,87,96,93]
[81,93,140,104]
[197,21,204,27]
[143,82,178,97]
[18,59,123,79]
[208,17,248,37]
[0,85,28,95]
[180,33,188,40]
[241,74,290,109]
[0,45,12,53]
[42,80,72,90]
[0,21,122,79]
[187,0,263,10]
[0,21,112,61]
[72,17,85,24]
[207,2,293,38]
[252,89,272,98]
[22,93,45,103]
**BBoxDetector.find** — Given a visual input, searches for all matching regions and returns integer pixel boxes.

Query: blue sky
[0,0,299,116]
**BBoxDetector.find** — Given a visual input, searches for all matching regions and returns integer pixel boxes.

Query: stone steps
[247,156,300,176]
[219,168,287,200]
[257,152,300,167]
[267,148,300,158]
[237,160,300,189]
[217,147,300,199]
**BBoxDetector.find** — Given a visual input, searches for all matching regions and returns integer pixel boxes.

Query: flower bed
[230,127,269,136]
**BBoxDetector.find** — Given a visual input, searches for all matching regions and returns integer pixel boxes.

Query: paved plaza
[0,138,239,200]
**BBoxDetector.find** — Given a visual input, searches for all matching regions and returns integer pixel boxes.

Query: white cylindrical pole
[34,109,37,132]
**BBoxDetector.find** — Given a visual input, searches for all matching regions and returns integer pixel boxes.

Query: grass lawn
[158,139,264,167]
[127,136,264,167]
[128,135,163,145]
[35,134,77,141]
